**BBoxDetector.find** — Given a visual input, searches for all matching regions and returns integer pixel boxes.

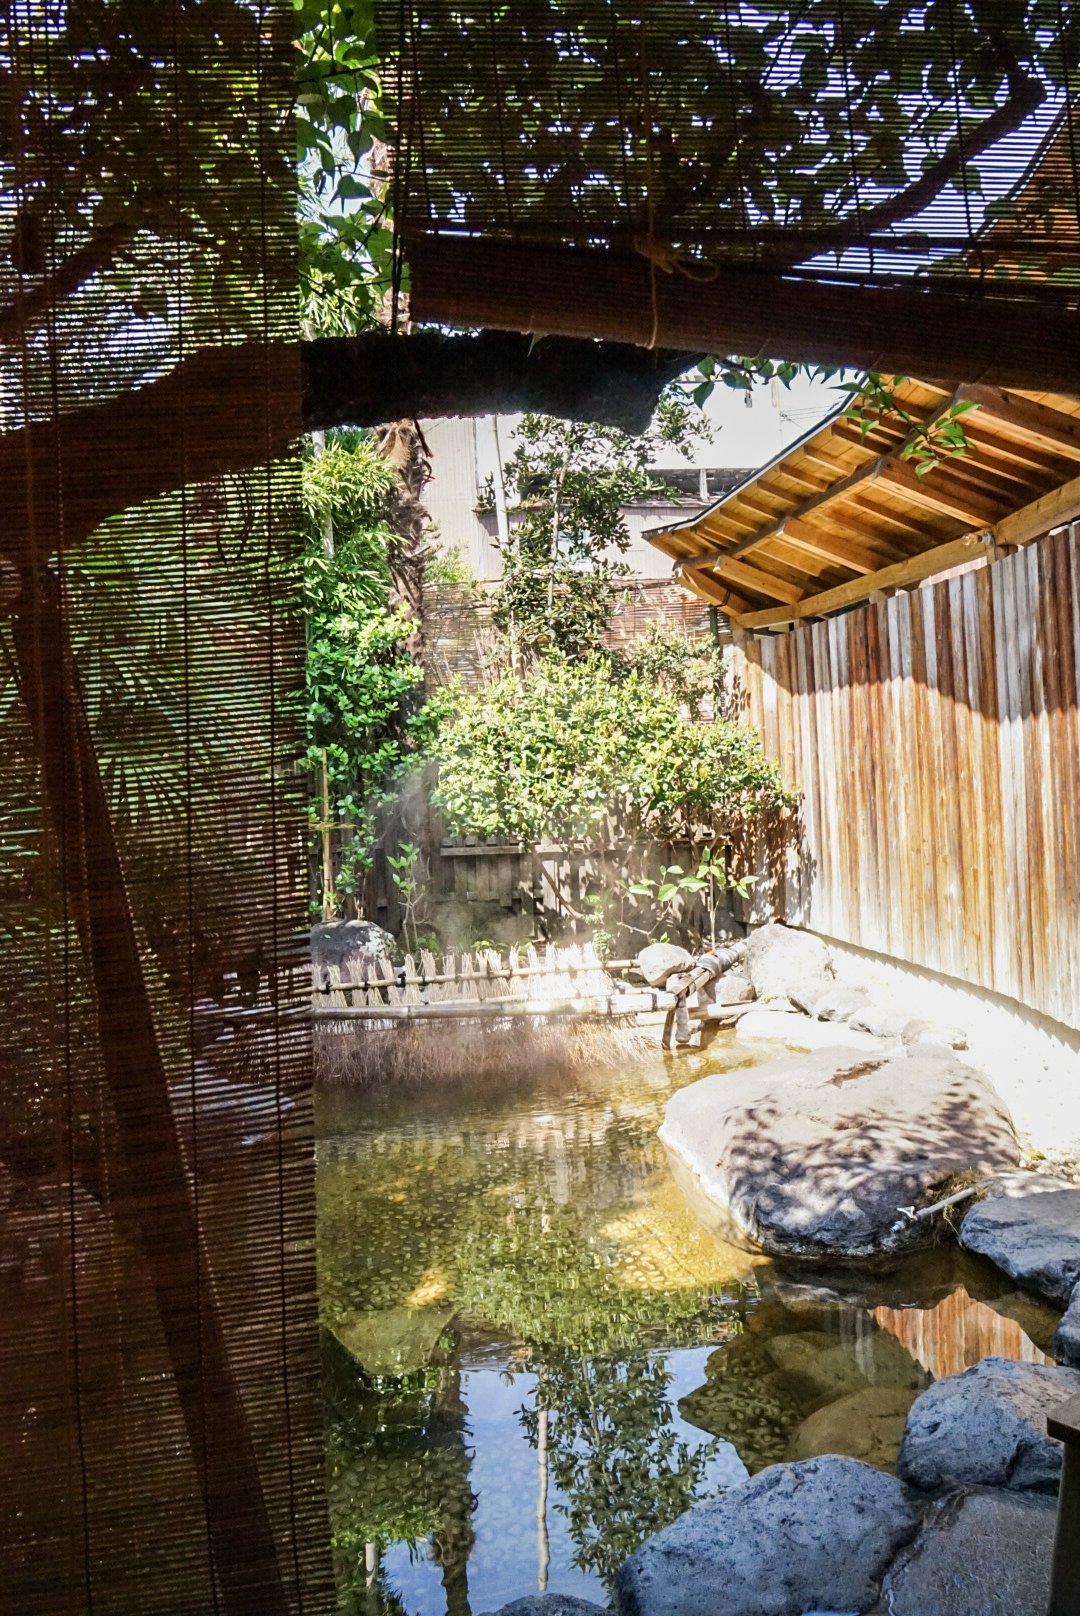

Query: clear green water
[317,1039,1058,1616]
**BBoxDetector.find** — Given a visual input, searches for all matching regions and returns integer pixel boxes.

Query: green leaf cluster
[302,432,444,894]
[432,653,794,849]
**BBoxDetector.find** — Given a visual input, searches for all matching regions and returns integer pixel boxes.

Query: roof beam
[740,465,1080,631]
[739,534,993,629]
[684,553,804,605]
[956,385,1080,459]
[676,567,753,617]
[410,236,1080,395]
[774,516,881,574]
[876,458,1003,526]
[681,394,959,568]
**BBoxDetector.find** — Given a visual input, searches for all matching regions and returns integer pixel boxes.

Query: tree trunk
[373,418,433,663]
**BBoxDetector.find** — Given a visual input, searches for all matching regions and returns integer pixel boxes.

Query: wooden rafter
[699,553,805,604]
[957,384,1080,458]
[876,458,1004,526]
[735,466,1080,630]
[737,534,993,629]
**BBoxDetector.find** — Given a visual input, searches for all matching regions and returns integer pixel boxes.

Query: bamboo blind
[735,530,1080,1033]
[0,4,329,1613]
[386,0,1080,300]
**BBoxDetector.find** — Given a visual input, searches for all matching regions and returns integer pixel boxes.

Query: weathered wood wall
[734,529,1080,1032]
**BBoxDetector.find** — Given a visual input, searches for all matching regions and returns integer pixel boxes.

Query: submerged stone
[787,1383,918,1470]
[897,1355,1080,1493]
[660,1049,1019,1258]
[613,1455,919,1616]
[328,1304,455,1377]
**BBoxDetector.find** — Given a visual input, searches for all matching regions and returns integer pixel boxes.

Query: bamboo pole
[410,235,1080,395]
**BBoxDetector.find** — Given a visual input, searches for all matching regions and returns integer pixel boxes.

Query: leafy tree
[494,397,709,661]
[432,653,793,849]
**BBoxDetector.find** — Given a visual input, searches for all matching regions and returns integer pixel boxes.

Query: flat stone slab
[736,1009,890,1052]
[660,1049,1019,1258]
[613,1455,919,1616]
[479,1600,608,1616]
[876,1488,1055,1615]
[897,1355,1080,1493]
[960,1178,1080,1303]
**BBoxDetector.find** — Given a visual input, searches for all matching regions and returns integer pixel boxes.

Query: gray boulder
[479,1600,607,1616]
[613,1456,919,1616]
[660,1049,1019,1258]
[960,1177,1080,1303]
[812,984,872,1022]
[637,942,694,987]
[878,1488,1055,1615]
[712,971,754,1006]
[897,1356,1080,1493]
[1056,1285,1080,1368]
[744,922,833,1011]
[849,1002,912,1040]
[901,1018,968,1052]
[310,918,394,984]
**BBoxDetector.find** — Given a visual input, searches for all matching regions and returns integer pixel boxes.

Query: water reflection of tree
[521,1349,721,1585]
[324,1346,476,1616]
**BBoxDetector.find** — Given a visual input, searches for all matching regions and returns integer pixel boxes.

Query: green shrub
[432,653,793,847]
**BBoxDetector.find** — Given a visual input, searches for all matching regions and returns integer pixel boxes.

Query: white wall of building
[420,372,841,583]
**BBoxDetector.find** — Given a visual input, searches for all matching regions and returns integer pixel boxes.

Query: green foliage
[624,628,727,723]
[294,0,397,334]
[493,401,709,661]
[432,654,794,849]
[425,546,477,588]
[302,431,443,897]
[841,374,982,474]
[387,0,1066,280]
[619,848,757,951]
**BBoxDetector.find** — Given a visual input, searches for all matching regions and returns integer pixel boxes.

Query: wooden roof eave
[652,377,1080,631]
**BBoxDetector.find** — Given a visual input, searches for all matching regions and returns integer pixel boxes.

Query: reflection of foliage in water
[325,1353,476,1616]
[316,1061,758,1608]
[455,1202,739,1357]
[678,1335,804,1474]
[522,1349,723,1584]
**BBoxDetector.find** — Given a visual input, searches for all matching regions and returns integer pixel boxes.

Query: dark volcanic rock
[878,1488,1055,1615]
[897,1356,1080,1493]
[614,1456,919,1616]
[1055,1285,1080,1368]
[960,1179,1080,1303]
[659,1048,1019,1258]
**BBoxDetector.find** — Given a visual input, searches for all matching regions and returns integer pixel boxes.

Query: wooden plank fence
[734,527,1080,1032]
[311,941,676,1022]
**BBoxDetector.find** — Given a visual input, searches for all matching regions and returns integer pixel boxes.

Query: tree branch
[301,328,696,435]
[0,223,133,343]
[0,329,697,567]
